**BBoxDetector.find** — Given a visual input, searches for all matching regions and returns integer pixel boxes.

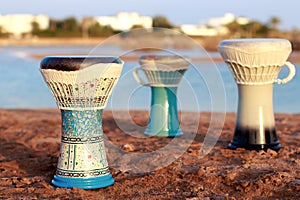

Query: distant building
[0,14,49,38]
[181,13,250,37]
[181,24,229,37]
[94,12,153,31]
[208,13,249,27]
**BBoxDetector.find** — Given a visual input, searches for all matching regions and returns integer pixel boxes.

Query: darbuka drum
[218,39,295,150]
[40,56,124,189]
[133,55,190,137]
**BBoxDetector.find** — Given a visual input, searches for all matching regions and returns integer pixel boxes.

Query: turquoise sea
[0,46,299,113]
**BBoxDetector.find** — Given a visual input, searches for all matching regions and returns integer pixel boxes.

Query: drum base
[229,126,281,151]
[52,174,114,189]
[144,129,183,137]
[228,142,281,151]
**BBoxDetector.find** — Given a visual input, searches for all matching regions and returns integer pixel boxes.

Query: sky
[0,0,299,30]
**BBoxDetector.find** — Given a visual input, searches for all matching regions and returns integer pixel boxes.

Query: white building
[181,24,229,37]
[208,13,249,27]
[181,13,250,37]
[95,12,152,31]
[0,14,49,38]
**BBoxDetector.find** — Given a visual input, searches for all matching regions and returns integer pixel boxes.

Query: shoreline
[30,54,225,63]
[0,37,108,47]
[1,37,300,63]
[30,52,300,64]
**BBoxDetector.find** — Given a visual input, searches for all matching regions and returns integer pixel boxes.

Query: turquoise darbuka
[40,56,124,189]
[133,55,190,137]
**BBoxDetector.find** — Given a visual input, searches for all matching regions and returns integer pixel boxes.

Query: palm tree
[226,20,242,37]
[269,16,281,30]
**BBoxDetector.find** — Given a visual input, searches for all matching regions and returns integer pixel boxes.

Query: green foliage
[226,19,273,38]
[88,23,114,37]
[226,20,241,36]
[269,16,281,30]
[33,16,115,38]
[24,14,293,40]
[0,26,9,38]
[33,17,81,37]
[31,21,40,34]
[131,24,145,29]
[152,15,173,28]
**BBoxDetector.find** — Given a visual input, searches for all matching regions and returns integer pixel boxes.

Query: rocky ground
[0,109,299,199]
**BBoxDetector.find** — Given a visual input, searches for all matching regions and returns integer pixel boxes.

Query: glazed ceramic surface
[134,55,190,137]
[218,39,295,150]
[40,56,123,189]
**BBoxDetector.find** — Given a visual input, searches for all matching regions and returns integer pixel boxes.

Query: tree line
[29,15,175,38]
[225,16,283,38]
[1,15,299,42]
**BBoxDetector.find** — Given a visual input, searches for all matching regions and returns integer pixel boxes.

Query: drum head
[40,56,122,71]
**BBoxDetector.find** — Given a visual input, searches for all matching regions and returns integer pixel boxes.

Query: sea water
[0,46,299,113]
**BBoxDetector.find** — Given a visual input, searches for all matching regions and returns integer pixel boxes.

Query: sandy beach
[0,109,299,199]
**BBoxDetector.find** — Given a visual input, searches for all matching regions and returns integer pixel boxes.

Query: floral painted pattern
[56,110,109,178]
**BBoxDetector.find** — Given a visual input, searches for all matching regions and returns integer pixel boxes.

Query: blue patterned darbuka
[40,56,124,189]
[52,109,114,189]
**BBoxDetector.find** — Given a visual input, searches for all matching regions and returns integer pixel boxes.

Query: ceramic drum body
[133,55,190,137]
[40,57,124,189]
[218,39,296,150]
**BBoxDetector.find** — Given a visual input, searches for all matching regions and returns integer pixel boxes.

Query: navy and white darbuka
[218,38,296,151]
